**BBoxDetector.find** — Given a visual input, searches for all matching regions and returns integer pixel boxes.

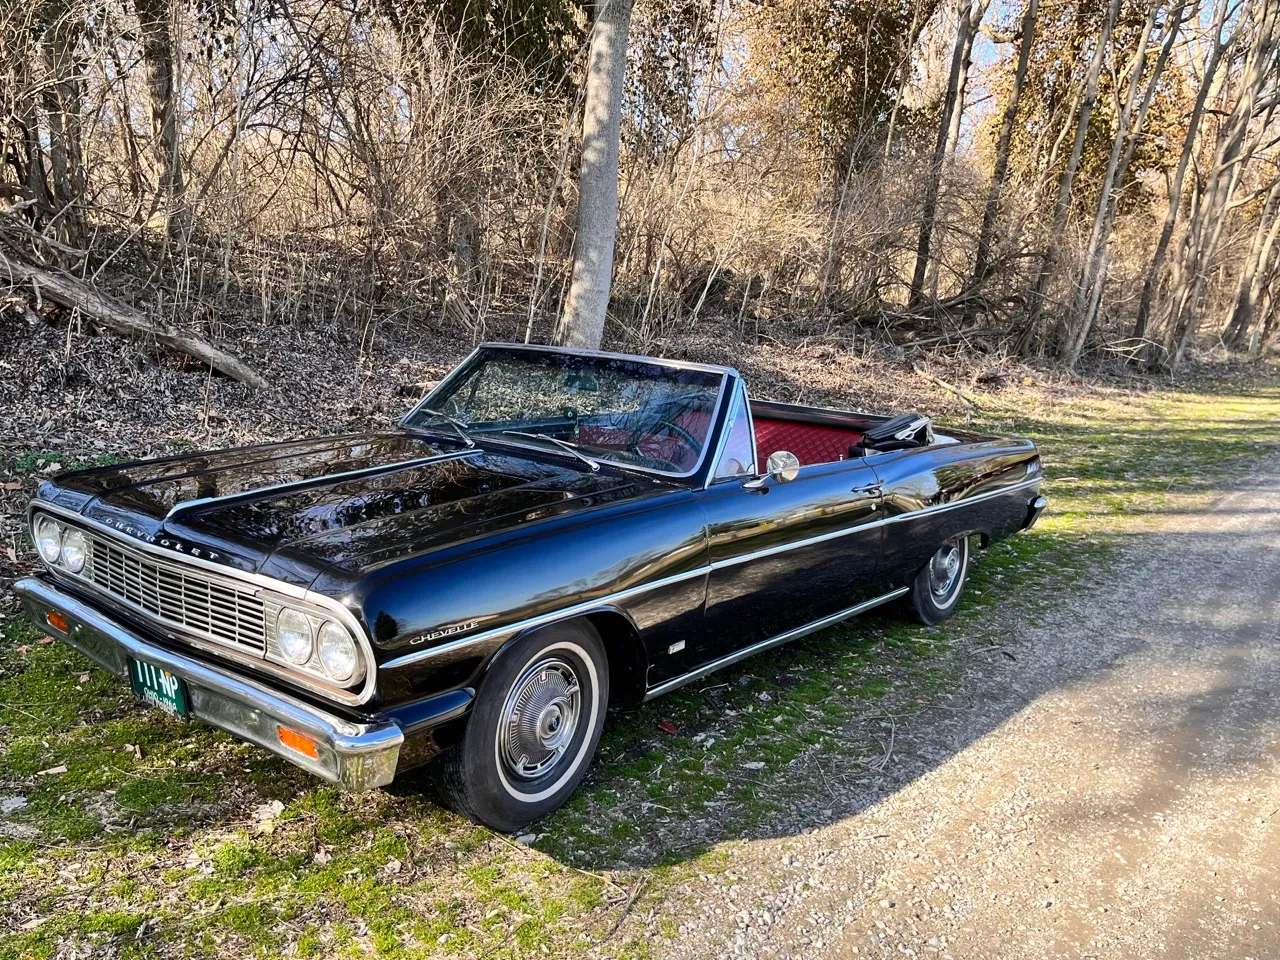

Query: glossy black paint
[31,345,1044,776]
[694,460,884,666]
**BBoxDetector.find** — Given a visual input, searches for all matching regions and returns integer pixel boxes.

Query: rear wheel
[439,620,609,831]
[907,536,970,625]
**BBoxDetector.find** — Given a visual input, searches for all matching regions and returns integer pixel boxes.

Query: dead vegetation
[2,0,1279,385]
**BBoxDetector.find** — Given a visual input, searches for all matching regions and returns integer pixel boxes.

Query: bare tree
[908,0,988,308]
[1131,0,1239,346]
[1060,0,1188,367]
[1164,2,1280,367]
[1017,0,1119,355]
[557,0,635,349]
[39,9,86,245]
[134,0,187,235]
[1222,174,1280,347]
[969,0,1037,287]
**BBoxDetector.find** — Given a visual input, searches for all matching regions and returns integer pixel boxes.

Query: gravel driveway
[654,460,1280,959]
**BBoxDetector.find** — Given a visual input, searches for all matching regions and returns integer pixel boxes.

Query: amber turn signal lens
[277,726,319,759]
[46,611,68,633]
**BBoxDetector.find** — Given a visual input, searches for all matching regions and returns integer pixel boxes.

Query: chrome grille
[84,535,267,654]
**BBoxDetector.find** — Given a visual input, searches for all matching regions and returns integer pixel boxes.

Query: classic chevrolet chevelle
[17,343,1044,829]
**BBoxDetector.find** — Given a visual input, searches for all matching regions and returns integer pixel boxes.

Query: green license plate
[128,658,189,717]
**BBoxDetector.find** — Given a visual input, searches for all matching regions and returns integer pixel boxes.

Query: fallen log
[0,251,268,390]
[908,358,982,411]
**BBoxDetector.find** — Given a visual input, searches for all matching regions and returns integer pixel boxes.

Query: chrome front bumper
[13,576,403,791]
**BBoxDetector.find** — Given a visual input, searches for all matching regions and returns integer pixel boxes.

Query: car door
[691,387,887,666]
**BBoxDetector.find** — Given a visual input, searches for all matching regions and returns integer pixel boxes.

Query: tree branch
[0,250,268,390]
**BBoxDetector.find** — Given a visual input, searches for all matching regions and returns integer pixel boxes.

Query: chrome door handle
[852,483,882,496]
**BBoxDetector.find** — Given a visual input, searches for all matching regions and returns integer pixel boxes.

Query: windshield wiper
[411,409,475,448]
[497,430,600,472]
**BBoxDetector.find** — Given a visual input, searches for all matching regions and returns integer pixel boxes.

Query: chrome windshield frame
[400,343,736,482]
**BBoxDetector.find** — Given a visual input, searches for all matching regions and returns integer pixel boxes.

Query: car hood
[40,431,661,585]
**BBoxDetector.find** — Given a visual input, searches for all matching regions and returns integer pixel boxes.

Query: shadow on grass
[4,380,1279,957]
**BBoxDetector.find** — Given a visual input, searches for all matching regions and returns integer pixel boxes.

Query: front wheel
[439,620,609,831]
[907,535,971,625]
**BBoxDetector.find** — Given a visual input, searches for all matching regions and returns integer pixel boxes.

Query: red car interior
[579,409,714,473]
[752,417,865,466]
[580,411,869,471]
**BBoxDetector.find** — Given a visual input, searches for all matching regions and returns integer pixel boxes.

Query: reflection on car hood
[40,431,659,583]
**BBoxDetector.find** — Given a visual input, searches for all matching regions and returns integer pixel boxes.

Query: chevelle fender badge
[413,620,481,645]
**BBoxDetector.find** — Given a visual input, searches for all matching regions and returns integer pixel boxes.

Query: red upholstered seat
[753,418,864,466]
[579,410,714,472]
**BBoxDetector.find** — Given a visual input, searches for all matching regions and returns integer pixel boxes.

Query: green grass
[2,378,1279,958]
[12,451,126,475]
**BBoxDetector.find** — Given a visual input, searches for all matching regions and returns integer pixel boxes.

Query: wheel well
[584,611,648,707]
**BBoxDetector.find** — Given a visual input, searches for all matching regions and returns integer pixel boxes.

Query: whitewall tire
[439,620,609,831]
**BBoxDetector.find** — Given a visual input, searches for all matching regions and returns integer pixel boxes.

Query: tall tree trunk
[942,3,982,161]
[1221,176,1280,347]
[883,0,929,161]
[1132,0,1235,344]
[1258,270,1280,349]
[1017,0,1119,355]
[40,14,86,247]
[969,0,1038,287]
[819,136,854,303]
[1067,0,1188,364]
[1243,188,1280,349]
[1060,1,1175,367]
[557,0,635,349]
[1163,7,1280,368]
[134,0,187,236]
[908,0,986,308]
[10,57,54,221]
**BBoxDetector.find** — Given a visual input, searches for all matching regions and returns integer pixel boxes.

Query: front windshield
[405,347,726,475]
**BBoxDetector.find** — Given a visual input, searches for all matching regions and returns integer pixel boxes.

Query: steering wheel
[627,417,703,459]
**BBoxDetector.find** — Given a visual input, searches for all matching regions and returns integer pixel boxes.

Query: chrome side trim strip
[379,565,710,671]
[881,475,1043,524]
[643,586,910,700]
[379,475,1042,670]
[165,449,477,520]
[709,475,1043,571]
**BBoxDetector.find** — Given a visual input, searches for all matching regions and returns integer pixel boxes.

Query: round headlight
[317,621,357,682]
[60,529,87,573]
[34,516,63,564]
[276,608,313,664]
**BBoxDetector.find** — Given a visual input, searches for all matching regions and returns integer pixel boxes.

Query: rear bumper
[14,576,404,791]
[1023,494,1048,530]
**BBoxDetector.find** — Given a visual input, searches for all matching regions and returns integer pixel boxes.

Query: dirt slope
[655,459,1280,960]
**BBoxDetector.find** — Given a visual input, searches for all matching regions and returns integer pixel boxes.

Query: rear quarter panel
[871,437,1041,588]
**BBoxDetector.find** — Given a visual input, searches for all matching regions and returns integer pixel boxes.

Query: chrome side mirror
[743,450,801,489]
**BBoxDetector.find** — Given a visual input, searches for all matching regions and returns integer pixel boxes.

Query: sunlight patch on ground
[3,380,1280,958]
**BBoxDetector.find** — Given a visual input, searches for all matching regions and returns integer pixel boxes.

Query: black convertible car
[17,343,1044,829]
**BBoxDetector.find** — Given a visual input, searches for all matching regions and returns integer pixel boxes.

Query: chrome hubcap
[499,658,582,781]
[929,542,963,599]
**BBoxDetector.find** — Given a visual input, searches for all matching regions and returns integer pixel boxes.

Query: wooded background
[3,0,1279,383]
